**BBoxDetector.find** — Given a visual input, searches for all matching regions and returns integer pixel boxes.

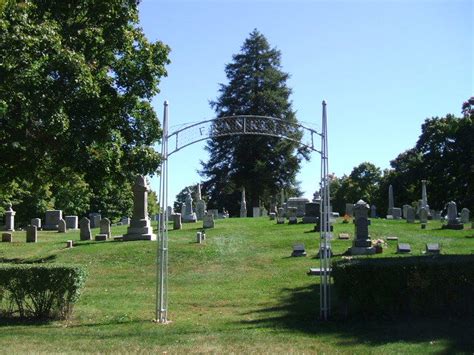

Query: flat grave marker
[291,243,306,257]
[397,243,411,253]
[338,233,350,240]
[426,243,440,254]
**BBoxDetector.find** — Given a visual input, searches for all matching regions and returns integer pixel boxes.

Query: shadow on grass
[71,240,124,248]
[0,255,57,264]
[237,284,474,353]
[0,317,53,327]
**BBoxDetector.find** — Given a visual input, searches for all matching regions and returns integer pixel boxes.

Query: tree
[414,114,474,210]
[148,190,159,217]
[376,112,474,213]
[0,0,170,222]
[330,163,381,214]
[462,96,474,119]
[200,29,309,215]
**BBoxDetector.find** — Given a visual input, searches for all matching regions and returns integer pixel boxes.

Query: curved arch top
[166,115,323,156]
[156,101,332,324]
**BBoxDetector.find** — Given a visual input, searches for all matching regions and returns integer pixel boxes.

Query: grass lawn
[0,217,473,353]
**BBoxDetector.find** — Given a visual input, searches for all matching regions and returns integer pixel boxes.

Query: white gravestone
[4,203,15,231]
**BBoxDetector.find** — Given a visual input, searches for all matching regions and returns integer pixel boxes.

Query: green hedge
[0,264,87,320]
[332,255,474,318]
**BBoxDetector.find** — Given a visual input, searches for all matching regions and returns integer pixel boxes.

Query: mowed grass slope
[0,217,473,353]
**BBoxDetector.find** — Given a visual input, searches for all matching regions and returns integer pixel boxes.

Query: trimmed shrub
[332,255,474,318]
[0,264,87,320]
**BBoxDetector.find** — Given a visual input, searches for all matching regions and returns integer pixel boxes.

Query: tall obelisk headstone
[240,187,247,218]
[387,184,394,217]
[421,179,431,219]
[123,175,156,241]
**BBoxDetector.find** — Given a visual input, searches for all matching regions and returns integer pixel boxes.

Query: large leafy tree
[200,29,308,215]
[0,0,169,222]
[376,111,473,213]
[330,162,382,214]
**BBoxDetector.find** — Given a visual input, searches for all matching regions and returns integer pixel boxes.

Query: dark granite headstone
[302,202,319,224]
[26,225,37,243]
[2,232,12,242]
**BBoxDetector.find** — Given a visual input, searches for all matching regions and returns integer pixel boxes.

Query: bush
[332,255,474,318]
[0,264,87,320]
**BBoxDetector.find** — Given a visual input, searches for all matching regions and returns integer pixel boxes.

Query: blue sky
[138,0,473,204]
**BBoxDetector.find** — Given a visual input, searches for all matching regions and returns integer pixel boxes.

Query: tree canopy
[330,102,474,215]
[0,0,169,222]
[200,29,308,215]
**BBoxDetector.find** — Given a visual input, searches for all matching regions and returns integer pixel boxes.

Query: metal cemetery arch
[156,101,331,323]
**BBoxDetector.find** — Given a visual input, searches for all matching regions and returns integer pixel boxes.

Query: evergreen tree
[200,30,309,215]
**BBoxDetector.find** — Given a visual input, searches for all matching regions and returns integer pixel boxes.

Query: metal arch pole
[319,100,331,320]
[156,100,169,323]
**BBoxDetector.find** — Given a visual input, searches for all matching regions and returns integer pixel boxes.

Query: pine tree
[200,30,309,215]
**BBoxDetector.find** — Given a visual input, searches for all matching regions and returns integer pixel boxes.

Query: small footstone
[196,232,204,244]
[66,240,73,248]
[307,267,332,276]
[426,243,440,254]
[338,233,350,240]
[95,234,107,241]
[397,243,411,253]
[387,236,398,241]
[291,244,306,257]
